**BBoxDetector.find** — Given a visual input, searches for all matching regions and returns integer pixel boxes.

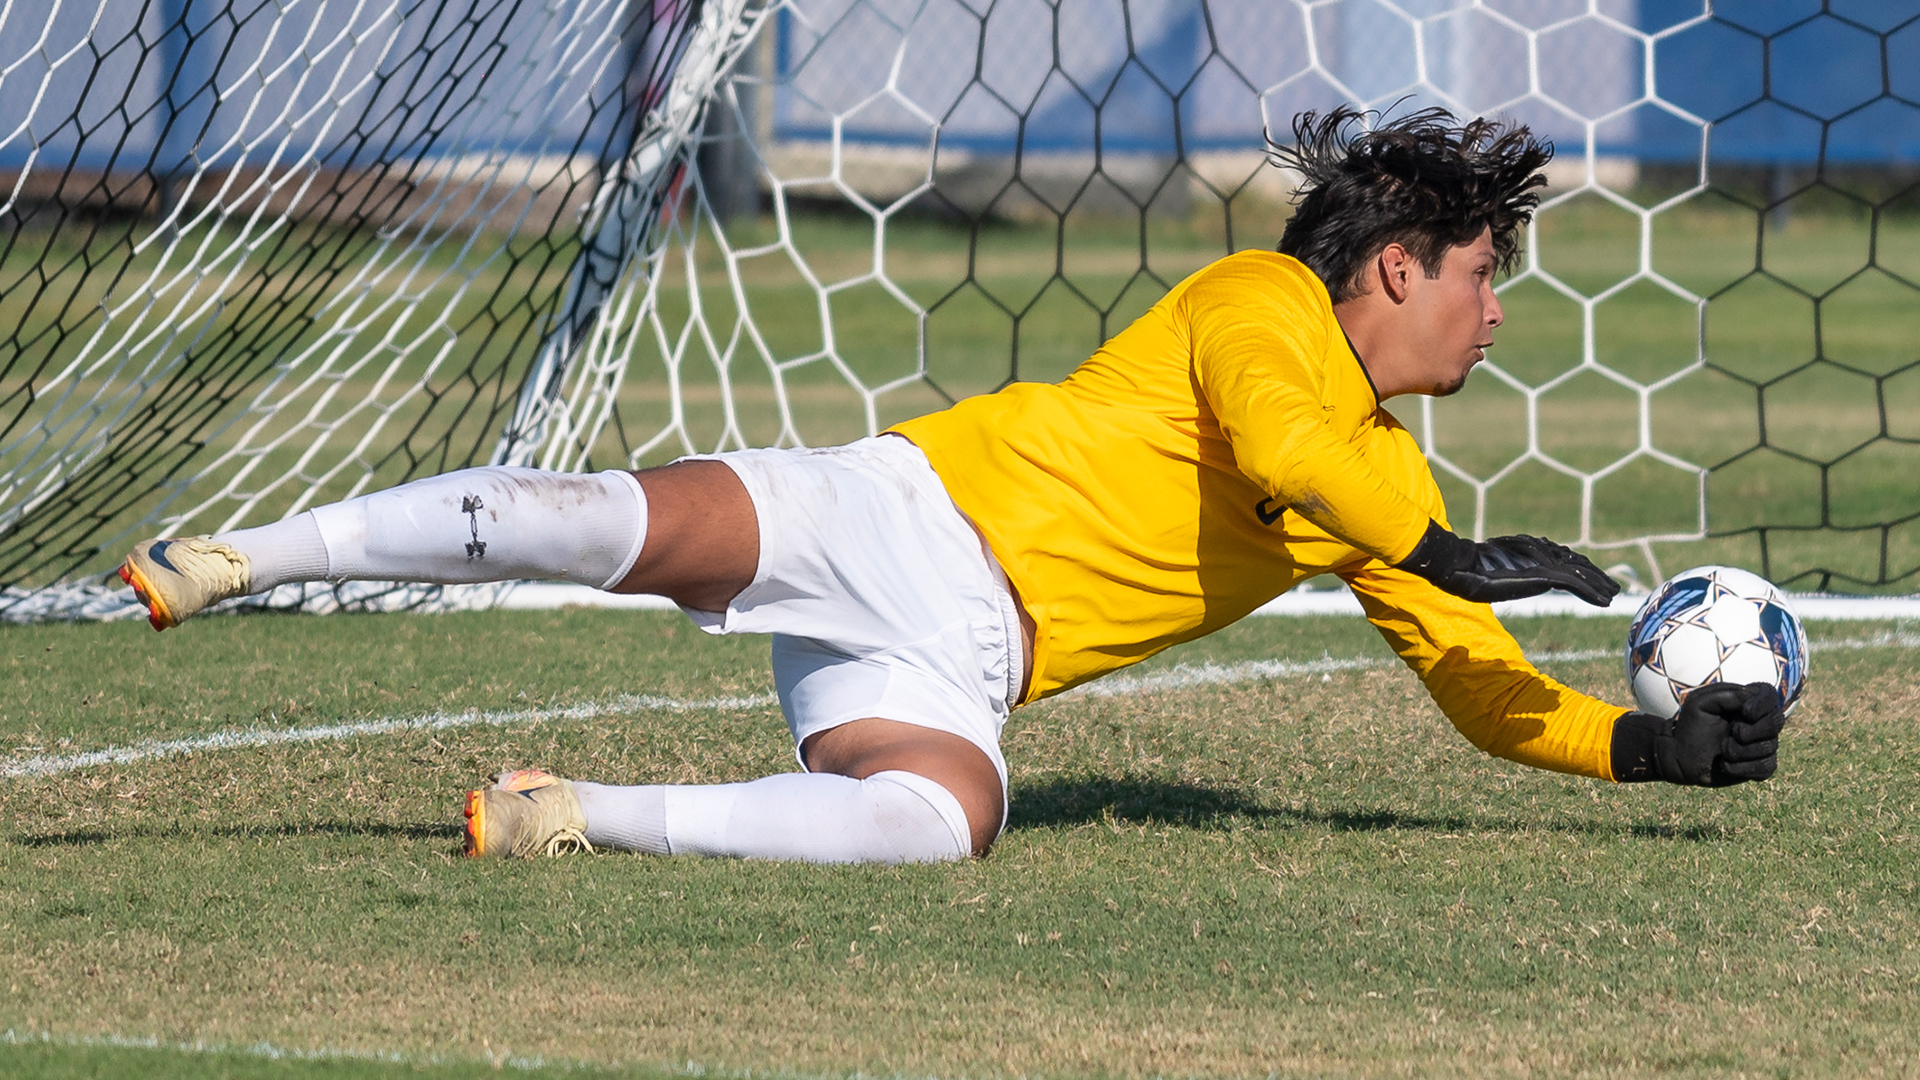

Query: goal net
[3,0,1916,620]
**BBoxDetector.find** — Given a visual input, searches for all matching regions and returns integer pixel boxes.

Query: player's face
[1407,229,1503,397]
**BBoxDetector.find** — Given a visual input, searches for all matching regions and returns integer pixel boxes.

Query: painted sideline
[1068,646,1610,698]
[1,692,775,780]
[0,1027,682,1077]
[1079,630,1919,698]
[7,632,1914,782]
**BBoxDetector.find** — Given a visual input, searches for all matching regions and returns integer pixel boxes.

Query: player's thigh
[611,460,757,611]
[801,718,1004,857]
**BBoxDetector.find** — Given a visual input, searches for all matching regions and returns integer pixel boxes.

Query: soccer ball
[1624,565,1807,719]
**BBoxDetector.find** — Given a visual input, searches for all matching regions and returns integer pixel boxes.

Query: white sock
[220,512,330,592]
[574,781,670,854]
[222,467,647,591]
[575,771,973,863]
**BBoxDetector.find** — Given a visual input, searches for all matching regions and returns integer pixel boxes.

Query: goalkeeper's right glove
[1610,683,1787,786]
[1394,520,1620,607]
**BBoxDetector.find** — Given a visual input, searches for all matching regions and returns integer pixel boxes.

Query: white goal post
[2,0,1916,620]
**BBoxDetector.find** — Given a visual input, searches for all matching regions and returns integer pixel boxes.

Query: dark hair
[1273,106,1552,304]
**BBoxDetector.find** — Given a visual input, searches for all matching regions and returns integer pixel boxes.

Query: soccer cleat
[463,769,593,858]
[118,537,253,631]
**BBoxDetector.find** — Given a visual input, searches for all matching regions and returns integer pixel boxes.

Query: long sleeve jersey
[890,250,1624,780]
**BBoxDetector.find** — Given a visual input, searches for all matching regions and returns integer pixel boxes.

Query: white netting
[3,0,1917,619]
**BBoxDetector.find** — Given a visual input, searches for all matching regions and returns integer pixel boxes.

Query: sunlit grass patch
[2,609,1915,1078]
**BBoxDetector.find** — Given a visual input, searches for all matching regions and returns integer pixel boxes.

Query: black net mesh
[0,0,720,616]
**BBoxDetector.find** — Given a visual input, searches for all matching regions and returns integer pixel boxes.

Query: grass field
[2,607,1917,1078]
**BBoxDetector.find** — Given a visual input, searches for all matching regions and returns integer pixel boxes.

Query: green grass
[2,607,1917,1078]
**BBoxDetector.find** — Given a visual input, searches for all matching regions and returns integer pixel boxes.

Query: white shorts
[679,436,1021,800]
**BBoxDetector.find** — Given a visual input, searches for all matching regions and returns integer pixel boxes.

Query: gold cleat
[463,769,592,858]
[118,537,252,631]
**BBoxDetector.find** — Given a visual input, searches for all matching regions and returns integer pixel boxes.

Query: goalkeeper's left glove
[1610,683,1787,786]
[1394,520,1620,607]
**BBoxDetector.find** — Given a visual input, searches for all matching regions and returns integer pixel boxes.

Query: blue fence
[4,1,1919,182]
[0,0,637,177]
[771,0,1920,166]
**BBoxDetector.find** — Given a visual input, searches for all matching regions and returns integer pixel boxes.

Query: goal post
[0,0,764,616]
[2,0,1917,622]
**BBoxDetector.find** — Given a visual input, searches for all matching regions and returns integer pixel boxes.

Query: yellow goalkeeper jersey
[891,249,1624,781]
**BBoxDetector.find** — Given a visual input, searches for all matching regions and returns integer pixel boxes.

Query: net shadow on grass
[1006,775,1729,842]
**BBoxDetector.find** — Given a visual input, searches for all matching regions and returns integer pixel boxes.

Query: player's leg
[603,459,757,613]
[466,438,1018,863]
[470,747,985,863]
[472,674,1011,864]
[548,718,1003,860]
[118,459,755,629]
[800,717,1004,855]
[474,722,1001,863]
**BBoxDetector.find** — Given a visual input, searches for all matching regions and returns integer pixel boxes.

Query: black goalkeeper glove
[1610,683,1787,787]
[1394,520,1620,607]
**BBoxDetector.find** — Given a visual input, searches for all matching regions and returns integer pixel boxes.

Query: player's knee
[861,770,979,862]
[620,460,757,608]
[800,719,1004,857]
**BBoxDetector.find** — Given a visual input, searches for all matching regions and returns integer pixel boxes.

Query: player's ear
[1377,243,1415,303]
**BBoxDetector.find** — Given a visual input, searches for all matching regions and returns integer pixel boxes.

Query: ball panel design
[1627,575,1711,647]
[1631,664,1682,718]
[1718,641,1784,687]
[1700,594,1762,643]
[1759,601,1809,703]
[1659,623,1724,686]
[1622,564,1809,719]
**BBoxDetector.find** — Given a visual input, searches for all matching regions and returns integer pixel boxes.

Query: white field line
[1,691,776,780]
[0,1026,840,1080]
[1074,630,1920,697]
[0,1027,607,1075]
[1068,652,1408,696]
[7,632,1916,782]
[1064,647,1613,697]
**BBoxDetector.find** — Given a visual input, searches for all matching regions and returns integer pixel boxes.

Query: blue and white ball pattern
[1625,565,1807,719]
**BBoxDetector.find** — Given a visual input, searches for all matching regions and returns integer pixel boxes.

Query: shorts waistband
[982,544,1023,711]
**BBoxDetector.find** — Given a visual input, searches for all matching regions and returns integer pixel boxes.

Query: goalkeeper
[118,107,1786,864]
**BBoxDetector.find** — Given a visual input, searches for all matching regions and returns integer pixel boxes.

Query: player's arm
[1185,264,1433,565]
[1344,561,1787,784]
[1186,264,1614,607]
[1341,559,1621,777]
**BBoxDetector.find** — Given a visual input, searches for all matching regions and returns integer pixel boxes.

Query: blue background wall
[4,1,1919,181]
